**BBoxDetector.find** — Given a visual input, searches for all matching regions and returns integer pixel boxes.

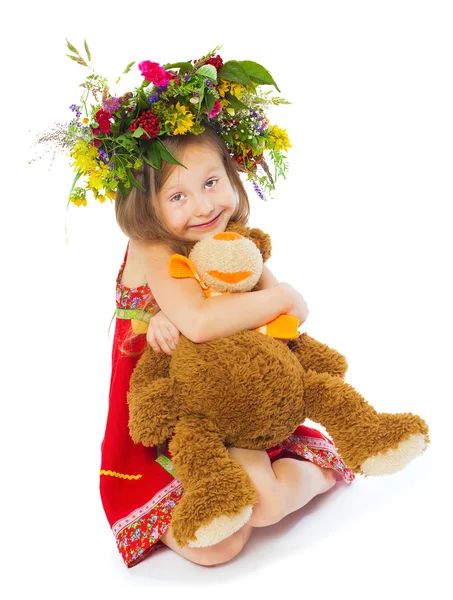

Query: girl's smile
[189,211,224,229]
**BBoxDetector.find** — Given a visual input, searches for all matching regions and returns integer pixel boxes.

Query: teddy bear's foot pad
[360,433,428,476]
[188,505,253,548]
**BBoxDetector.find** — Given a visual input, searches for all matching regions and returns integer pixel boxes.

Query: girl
[101,124,354,568]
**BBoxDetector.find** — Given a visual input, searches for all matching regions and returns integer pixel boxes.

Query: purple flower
[147,93,159,105]
[205,79,214,87]
[184,75,190,80]
[252,180,266,201]
[103,96,120,113]
[157,82,170,93]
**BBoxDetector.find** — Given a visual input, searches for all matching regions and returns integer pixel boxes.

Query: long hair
[110,124,251,357]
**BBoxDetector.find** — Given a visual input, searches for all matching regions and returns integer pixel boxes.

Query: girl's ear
[226,222,272,263]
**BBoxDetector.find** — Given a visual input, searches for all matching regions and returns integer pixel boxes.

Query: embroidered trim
[116,308,153,322]
[112,478,182,535]
[100,469,143,480]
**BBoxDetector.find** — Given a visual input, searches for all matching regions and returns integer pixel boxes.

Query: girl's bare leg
[228,448,336,528]
[161,521,253,566]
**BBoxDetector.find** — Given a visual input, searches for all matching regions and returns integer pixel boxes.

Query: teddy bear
[127,224,430,549]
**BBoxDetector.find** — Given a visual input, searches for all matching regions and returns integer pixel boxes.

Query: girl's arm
[139,242,293,343]
[256,264,280,290]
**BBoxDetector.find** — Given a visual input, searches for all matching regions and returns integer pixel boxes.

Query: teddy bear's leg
[288,333,348,378]
[169,416,258,549]
[302,369,430,475]
[127,376,178,447]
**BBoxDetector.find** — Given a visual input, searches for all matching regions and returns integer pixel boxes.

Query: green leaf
[218,61,252,86]
[142,155,157,169]
[238,60,280,92]
[196,64,217,82]
[137,95,151,110]
[66,39,79,55]
[156,139,187,168]
[117,182,130,199]
[68,170,83,199]
[123,61,135,74]
[224,93,248,110]
[127,168,147,192]
[147,142,161,169]
[132,127,147,138]
[204,90,215,117]
[222,132,234,145]
[163,61,192,73]
[84,40,91,62]
[250,136,258,148]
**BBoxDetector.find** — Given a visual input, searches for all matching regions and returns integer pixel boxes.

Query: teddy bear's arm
[127,348,175,446]
[288,333,349,379]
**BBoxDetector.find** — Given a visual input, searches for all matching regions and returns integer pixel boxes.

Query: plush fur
[127,224,430,549]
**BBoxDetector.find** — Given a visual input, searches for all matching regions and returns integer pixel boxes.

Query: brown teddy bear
[127,224,430,549]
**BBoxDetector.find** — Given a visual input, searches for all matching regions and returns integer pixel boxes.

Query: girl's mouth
[190,211,223,228]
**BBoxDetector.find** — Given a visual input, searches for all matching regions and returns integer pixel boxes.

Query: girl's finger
[147,330,161,352]
[155,330,174,356]
[167,323,179,350]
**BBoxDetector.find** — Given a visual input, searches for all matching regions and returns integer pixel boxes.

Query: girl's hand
[147,311,181,356]
[279,282,309,325]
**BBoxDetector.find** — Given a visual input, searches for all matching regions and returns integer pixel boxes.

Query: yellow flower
[217,79,230,98]
[106,190,116,200]
[229,82,244,100]
[268,125,292,152]
[165,102,195,135]
[87,162,110,191]
[70,195,87,207]
[70,140,99,175]
[82,117,90,125]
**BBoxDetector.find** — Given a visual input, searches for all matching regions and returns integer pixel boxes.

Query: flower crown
[44,40,292,207]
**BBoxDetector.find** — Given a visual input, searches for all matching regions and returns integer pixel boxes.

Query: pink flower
[207,100,221,119]
[103,96,120,113]
[139,61,170,86]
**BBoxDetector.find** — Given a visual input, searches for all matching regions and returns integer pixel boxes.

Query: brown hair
[109,124,251,357]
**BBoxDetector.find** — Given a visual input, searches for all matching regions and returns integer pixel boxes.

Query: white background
[3,1,452,598]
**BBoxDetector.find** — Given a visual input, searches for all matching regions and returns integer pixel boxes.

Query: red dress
[100,242,355,568]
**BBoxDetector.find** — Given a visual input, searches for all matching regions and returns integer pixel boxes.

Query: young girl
[53,43,354,568]
[101,123,354,568]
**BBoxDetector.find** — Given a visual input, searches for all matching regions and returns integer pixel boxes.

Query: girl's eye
[170,193,183,202]
[170,179,218,202]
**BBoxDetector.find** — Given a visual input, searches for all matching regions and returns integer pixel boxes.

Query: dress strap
[116,241,130,285]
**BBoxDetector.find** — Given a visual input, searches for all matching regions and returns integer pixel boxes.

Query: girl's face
[156,141,239,242]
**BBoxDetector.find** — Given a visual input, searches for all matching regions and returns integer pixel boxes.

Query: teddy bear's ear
[226,222,272,263]
[169,254,199,280]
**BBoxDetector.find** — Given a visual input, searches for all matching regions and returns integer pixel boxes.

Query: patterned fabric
[100,242,355,569]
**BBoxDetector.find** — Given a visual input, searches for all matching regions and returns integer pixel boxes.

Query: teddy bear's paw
[187,505,253,548]
[360,433,428,476]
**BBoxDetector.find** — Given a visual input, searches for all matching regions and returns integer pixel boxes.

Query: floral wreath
[36,40,292,209]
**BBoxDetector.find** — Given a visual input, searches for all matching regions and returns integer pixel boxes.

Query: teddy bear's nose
[213,232,243,241]
[207,270,252,283]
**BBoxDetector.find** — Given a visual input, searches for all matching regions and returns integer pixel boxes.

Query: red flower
[194,54,224,71]
[95,108,112,134]
[129,109,160,139]
[139,61,170,86]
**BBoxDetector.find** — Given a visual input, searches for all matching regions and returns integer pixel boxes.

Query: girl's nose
[194,195,215,217]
